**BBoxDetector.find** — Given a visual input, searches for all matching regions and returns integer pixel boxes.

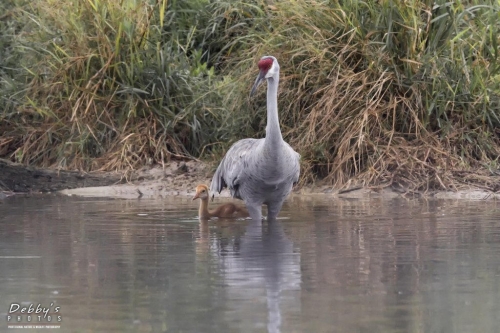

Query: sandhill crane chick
[193,184,249,220]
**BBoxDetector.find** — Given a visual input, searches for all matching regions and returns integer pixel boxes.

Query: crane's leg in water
[244,201,262,221]
[267,201,284,221]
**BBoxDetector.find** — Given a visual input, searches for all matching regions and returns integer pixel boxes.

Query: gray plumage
[210,56,300,221]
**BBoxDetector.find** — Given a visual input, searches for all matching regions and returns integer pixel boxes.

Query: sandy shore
[57,161,500,200]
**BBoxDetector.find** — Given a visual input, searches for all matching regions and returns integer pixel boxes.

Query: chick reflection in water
[192,184,249,220]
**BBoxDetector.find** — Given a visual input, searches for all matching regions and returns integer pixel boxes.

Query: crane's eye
[202,190,206,193]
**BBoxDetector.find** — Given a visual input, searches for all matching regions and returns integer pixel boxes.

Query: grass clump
[0,0,261,170]
[2,0,500,192]
[222,0,500,192]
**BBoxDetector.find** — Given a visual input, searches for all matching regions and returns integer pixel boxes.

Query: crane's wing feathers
[287,145,301,185]
[210,138,261,197]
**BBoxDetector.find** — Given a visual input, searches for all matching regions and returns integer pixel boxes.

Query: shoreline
[59,183,500,201]
[57,161,500,201]
[2,158,498,200]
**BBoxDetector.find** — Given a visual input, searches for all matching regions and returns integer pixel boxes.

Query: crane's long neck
[198,198,211,219]
[264,75,283,148]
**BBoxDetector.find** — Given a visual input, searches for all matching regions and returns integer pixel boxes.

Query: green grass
[221,0,500,190]
[1,0,500,191]
[0,0,242,170]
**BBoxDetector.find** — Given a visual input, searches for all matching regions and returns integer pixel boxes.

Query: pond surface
[0,195,499,333]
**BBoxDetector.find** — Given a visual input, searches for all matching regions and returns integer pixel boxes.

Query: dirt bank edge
[2,158,498,200]
[58,162,500,201]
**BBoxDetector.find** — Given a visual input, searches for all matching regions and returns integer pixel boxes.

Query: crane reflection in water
[196,217,301,333]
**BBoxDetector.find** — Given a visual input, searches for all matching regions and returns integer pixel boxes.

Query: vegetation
[0,0,246,170]
[1,0,500,192]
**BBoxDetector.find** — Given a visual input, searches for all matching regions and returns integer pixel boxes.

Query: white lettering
[42,304,49,318]
[9,303,20,313]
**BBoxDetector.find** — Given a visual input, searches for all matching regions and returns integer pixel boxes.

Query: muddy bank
[60,181,500,201]
[2,158,499,200]
[59,163,500,200]
[0,158,212,198]
[0,158,126,193]
[57,178,336,199]
[59,160,215,199]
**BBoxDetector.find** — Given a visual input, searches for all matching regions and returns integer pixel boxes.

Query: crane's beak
[192,193,199,200]
[250,70,265,96]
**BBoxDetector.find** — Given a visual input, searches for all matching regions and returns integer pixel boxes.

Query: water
[0,195,499,333]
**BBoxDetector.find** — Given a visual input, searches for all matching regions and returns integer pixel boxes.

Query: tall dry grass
[0,0,259,170]
[221,0,500,191]
[1,0,500,191]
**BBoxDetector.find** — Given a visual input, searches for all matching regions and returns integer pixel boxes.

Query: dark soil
[0,158,126,192]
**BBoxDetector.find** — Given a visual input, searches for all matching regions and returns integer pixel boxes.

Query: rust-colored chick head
[192,184,210,201]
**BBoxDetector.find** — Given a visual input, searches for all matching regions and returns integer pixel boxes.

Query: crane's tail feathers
[209,165,227,197]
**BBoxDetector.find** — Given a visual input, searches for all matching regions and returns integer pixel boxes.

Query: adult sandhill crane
[210,56,300,221]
